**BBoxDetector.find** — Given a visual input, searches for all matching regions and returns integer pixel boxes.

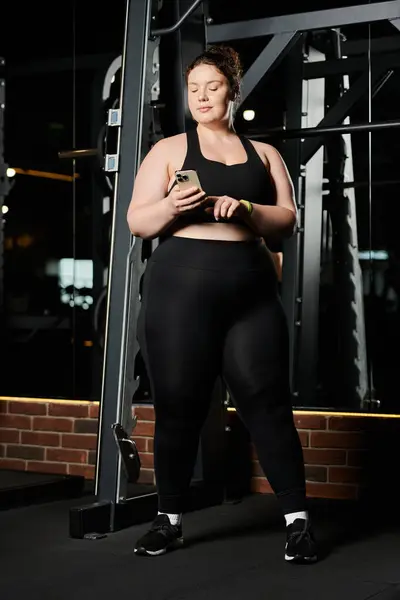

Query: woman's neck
[197,123,235,141]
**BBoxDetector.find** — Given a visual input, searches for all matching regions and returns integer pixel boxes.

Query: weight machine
[69,0,400,537]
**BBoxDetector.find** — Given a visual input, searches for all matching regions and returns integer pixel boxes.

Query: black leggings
[138,236,306,515]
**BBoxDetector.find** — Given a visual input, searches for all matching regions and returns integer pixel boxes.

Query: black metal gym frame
[208,0,400,409]
[69,0,400,537]
[0,57,8,314]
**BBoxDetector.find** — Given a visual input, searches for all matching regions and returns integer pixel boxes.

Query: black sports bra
[176,128,276,225]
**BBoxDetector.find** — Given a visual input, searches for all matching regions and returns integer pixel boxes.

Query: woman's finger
[227,203,238,219]
[219,198,232,219]
[214,199,224,220]
[176,190,206,207]
[175,186,200,200]
[179,199,207,212]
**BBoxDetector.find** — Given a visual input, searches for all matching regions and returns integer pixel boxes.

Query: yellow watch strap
[239,199,253,215]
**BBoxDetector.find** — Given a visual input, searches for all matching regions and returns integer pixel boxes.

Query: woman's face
[187,63,232,125]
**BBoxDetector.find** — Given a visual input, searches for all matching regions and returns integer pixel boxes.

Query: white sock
[284,511,308,526]
[158,511,182,526]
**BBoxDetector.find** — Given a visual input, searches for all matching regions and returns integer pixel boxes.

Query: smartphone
[175,169,202,192]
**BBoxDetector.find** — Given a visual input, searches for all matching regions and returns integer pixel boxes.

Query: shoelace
[287,523,312,545]
[150,519,177,536]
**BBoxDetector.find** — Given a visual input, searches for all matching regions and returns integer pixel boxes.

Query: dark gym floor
[1,492,400,600]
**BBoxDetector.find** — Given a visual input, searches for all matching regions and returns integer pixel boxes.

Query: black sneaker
[134,514,184,557]
[285,518,318,563]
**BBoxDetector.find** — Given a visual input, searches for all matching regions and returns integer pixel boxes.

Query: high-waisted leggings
[137,236,306,515]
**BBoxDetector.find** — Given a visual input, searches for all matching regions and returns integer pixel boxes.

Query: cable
[72,0,77,399]
[367,21,373,286]
[367,15,376,408]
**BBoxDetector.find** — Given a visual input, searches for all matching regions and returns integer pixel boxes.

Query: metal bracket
[111,420,141,484]
[105,154,119,172]
[108,108,122,127]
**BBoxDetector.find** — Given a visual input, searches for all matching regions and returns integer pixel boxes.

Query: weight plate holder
[111,417,141,484]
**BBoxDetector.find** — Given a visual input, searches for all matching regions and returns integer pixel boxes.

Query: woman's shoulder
[153,133,187,154]
[151,134,188,177]
[247,138,279,157]
[243,137,272,169]
[247,139,287,168]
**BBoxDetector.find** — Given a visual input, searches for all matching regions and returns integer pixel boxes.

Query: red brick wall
[0,398,398,500]
[0,399,99,479]
[0,399,156,485]
[251,414,368,499]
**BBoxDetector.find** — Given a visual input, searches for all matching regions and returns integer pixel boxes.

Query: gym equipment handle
[151,0,203,37]
[58,149,98,159]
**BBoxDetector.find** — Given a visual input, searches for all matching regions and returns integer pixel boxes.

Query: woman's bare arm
[127,139,178,239]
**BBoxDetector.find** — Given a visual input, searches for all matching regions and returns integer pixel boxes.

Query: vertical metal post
[0,57,9,316]
[296,47,325,406]
[280,37,304,396]
[115,27,162,503]
[323,31,369,409]
[95,0,153,509]
[296,148,324,404]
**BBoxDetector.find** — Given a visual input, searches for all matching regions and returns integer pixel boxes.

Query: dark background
[1,1,399,411]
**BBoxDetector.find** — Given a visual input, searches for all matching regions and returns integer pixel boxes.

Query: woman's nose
[198,90,208,102]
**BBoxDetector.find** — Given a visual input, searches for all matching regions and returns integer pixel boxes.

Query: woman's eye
[209,88,218,92]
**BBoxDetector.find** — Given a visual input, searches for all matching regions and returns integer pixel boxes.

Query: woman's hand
[166,179,207,217]
[206,195,248,221]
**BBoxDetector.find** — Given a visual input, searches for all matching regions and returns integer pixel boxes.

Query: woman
[127,45,317,563]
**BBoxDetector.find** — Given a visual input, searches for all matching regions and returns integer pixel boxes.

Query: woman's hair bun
[206,45,243,78]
